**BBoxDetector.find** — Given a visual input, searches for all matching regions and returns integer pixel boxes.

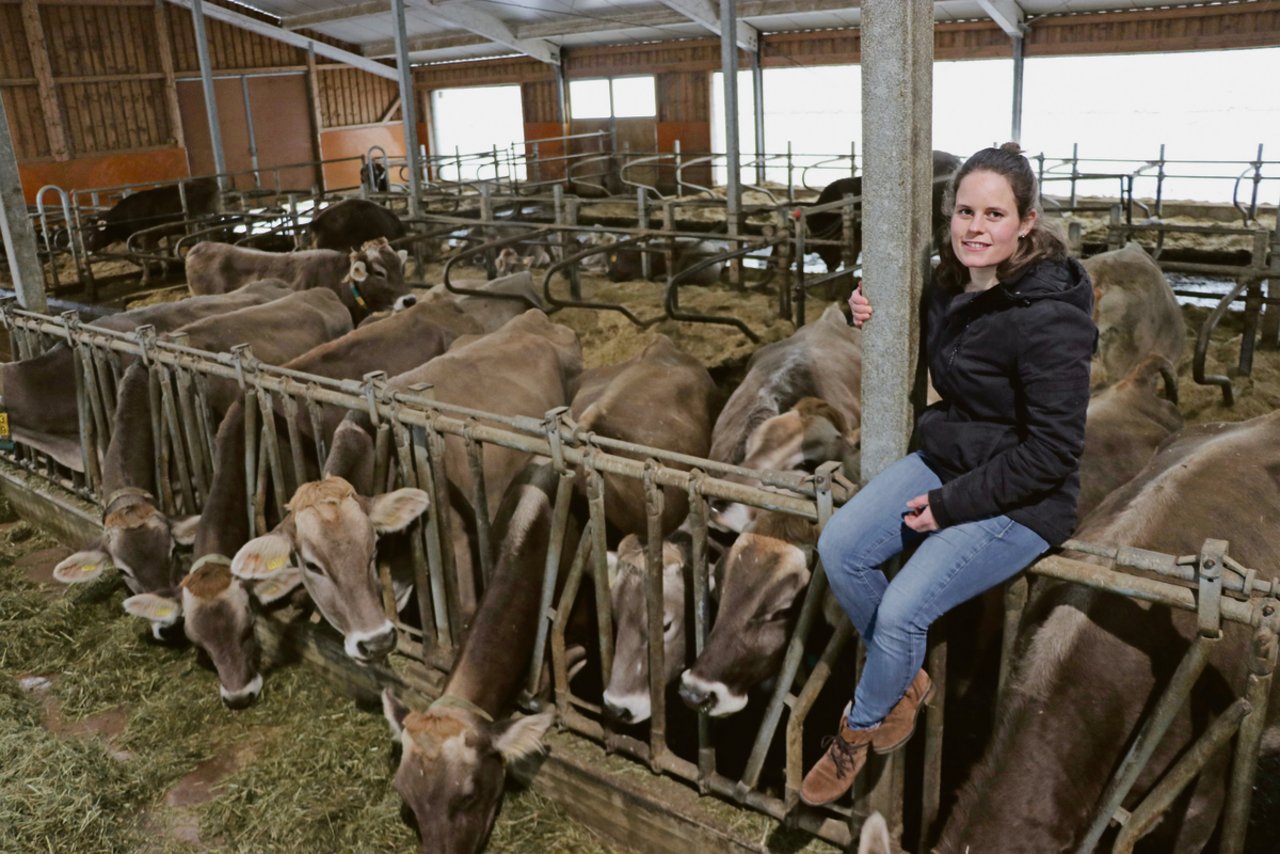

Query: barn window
[569,76,656,119]
[430,84,527,181]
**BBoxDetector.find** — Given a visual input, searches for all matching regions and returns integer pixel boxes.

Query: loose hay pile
[0,515,613,853]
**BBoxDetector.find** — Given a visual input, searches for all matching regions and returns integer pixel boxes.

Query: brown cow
[163,302,458,705]
[381,461,570,854]
[1078,353,1182,518]
[0,280,291,468]
[51,289,352,640]
[184,237,412,323]
[938,411,1280,852]
[1084,242,1184,390]
[230,310,582,662]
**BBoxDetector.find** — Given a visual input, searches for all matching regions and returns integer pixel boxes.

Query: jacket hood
[1001,255,1092,315]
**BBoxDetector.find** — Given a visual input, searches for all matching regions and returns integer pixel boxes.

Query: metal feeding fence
[0,301,1277,851]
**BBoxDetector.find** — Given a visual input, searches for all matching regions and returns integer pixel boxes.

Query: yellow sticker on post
[0,411,12,451]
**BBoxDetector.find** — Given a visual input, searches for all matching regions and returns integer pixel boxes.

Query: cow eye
[663,618,675,635]
[303,559,325,576]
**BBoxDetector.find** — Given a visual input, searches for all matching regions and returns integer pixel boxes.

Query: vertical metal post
[1010,33,1025,144]
[191,0,228,191]
[752,43,766,185]
[719,0,741,236]
[0,93,47,312]
[240,76,260,187]
[390,0,423,218]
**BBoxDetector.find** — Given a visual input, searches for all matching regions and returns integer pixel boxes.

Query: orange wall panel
[319,125,406,192]
[17,148,190,202]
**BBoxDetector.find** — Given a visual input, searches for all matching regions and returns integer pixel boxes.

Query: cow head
[602,534,691,725]
[678,511,817,717]
[382,690,553,854]
[53,491,198,639]
[175,558,300,709]
[346,237,412,314]
[231,476,429,663]
[711,398,860,533]
[82,217,113,253]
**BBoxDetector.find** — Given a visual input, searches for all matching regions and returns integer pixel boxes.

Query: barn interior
[1,2,1279,853]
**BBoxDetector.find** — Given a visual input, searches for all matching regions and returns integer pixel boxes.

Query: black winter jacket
[916,256,1096,546]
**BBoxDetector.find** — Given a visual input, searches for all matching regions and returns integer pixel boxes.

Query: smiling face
[949,168,1034,285]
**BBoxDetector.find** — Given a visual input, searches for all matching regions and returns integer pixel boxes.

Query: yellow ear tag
[266,556,287,572]
[155,606,174,619]
[80,564,98,574]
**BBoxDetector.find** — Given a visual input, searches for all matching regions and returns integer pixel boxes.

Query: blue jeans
[817,452,1049,729]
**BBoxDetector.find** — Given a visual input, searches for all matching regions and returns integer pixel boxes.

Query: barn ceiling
[219,1,1236,67]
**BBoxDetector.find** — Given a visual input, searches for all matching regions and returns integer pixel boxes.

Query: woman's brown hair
[935,142,1069,291]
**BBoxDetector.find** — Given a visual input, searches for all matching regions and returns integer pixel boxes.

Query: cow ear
[367,488,430,534]
[170,515,200,546]
[397,249,408,264]
[231,531,294,580]
[122,593,182,626]
[53,549,112,584]
[349,260,369,282]
[494,711,554,764]
[252,567,303,605]
[382,688,410,740]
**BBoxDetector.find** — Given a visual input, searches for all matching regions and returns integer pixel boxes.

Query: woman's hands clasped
[848,283,873,327]
[903,494,939,533]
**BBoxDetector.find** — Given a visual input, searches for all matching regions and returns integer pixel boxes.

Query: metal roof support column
[860,0,932,476]
[1011,32,1025,144]
[391,0,424,218]
[719,0,741,235]
[752,42,766,185]
[191,0,228,191]
[0,93,47,312]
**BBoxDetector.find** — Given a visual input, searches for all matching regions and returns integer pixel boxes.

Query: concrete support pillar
[859,0,933,478]
[0,93,47,312]
[391,0,424,218]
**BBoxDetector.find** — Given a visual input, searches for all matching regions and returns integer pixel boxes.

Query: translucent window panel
[431,84,526,181]
[611,76,655,118]
[569,79,612,119]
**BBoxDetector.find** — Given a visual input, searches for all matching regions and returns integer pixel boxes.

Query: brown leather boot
[871,669,934,755]
[800,713,874,806]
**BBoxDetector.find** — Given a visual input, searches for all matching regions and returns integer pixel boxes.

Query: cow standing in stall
[938,411,1280,852]
[308,199,406,252]
[230,310,583,664]
[184,237,414,323]
[0,280,292,469]
[1084,242,1185,390]
[82,178,218,283]
[50,289,353,650]
[148,302,457,706]
[676,303,861,717]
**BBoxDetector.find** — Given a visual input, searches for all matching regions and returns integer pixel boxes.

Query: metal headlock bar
[2,305,1279,852]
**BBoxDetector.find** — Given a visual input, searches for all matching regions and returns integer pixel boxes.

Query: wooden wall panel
[164,2,304,74]
[317,67,399,129]
[57,78,170,155]
[41,4,161,77]
[1,87,49,159]
[656,71,708,125]
[319,124,405,191]
[1026,2,1280,55]
[521,79,562,125]
[0,6,34,78]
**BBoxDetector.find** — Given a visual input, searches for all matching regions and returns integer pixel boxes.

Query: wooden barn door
[178,73,317,192]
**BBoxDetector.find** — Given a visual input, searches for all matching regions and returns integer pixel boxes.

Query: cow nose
[356,629,396,660]
[603,697,633,723]
[678,677,713,712]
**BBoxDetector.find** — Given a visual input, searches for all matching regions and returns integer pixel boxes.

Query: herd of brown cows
[9,190,1273,853]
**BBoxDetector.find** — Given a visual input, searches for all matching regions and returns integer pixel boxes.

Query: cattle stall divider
[1,303,1278,852]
